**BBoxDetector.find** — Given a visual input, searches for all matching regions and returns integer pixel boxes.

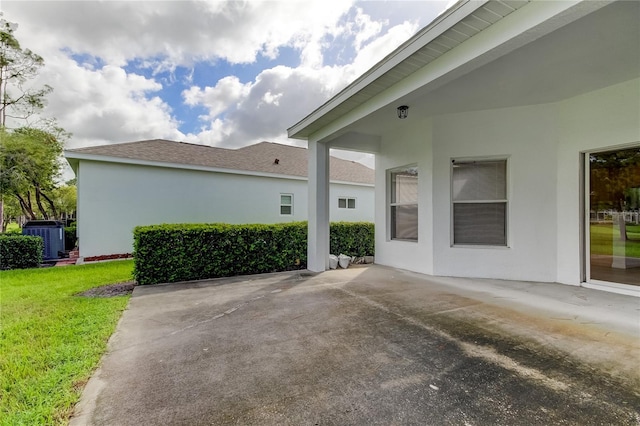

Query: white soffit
[288,0,531,140]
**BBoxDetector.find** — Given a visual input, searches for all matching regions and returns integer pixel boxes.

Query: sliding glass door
[588,147,640,286]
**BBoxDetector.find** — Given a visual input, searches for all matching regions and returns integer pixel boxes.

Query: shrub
[64,224,77,250]
[133,222,308,285]
[330,222,374,257]
[0,235,43,270]
[133,221,374,285]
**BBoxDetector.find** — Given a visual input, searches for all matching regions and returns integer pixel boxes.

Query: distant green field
[590,224,640,258]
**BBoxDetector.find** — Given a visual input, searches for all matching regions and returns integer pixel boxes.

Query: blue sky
[2,0,450,165]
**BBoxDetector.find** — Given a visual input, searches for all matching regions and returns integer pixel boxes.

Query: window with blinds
[452,159,507,246]
[280,194,293,215]
[389,166,418,241]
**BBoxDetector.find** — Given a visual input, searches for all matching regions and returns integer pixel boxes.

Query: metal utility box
[22,220,65,260]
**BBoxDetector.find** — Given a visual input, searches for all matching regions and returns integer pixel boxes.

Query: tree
[0,14,67,231]
[0,14,52,127]
[590,148,640,241]
[50,184,76,219]
[0,126,65,220]
[0,193,21,231]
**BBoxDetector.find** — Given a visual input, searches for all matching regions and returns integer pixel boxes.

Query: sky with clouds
[2,0,451,167]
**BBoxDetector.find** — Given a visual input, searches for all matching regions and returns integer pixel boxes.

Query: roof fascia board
[63,150,373,186]
[329,180,374,188]
[308,0,600,143]
[288,0,489,139]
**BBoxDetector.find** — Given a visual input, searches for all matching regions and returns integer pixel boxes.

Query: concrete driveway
[72,265,640,425]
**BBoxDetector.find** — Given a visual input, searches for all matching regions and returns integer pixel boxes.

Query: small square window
[338,197,356,209]
[280,194,293,215]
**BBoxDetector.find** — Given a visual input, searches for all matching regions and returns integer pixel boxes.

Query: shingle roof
[66,139,374,185]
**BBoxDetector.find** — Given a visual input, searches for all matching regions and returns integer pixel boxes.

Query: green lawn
[0,260,134,425]
[5,222,20,233]
[590,223,640,258]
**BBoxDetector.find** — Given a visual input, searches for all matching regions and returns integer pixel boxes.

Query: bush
[133,221,374,285]
[0,235,43,270]
[330,222,374,257]
[64,224,77,250]
[133,222,308,285]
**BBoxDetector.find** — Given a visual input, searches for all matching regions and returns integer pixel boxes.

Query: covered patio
[289,0,640,295]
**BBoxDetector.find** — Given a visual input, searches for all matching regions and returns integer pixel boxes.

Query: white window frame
[338,197,357,209]
[388,164,419,242]
[280,193,293,216]
[451,157,509,247]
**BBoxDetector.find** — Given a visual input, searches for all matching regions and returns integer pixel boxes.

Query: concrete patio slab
[71,265,640,425]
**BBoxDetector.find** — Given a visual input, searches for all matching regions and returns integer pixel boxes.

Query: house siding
[77,161,373,258]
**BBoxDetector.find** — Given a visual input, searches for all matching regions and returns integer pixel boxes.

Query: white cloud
[351,7,386,51]
[350,20,419,76]
[183,16,420,149]
[36,53,183,148]
[1,0,449,163]
[182,64,343,148]
[182,76,250,120]
[3,0,355,69]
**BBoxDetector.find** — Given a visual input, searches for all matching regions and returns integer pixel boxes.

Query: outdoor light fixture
[397,105,409,119]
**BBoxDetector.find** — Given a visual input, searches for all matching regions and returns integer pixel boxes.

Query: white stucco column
[308,139,330,272]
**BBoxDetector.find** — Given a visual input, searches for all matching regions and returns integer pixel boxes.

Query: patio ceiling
[334,0,639,146]
[288,0,531,140]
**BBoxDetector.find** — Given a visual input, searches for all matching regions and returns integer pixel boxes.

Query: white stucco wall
[555,78,640,284]
[374,77,639,284]
[375,117,434,275]
[432,104,559,282]
[76,161,373,257]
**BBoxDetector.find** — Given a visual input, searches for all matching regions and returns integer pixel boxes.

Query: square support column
[308,140,330,272]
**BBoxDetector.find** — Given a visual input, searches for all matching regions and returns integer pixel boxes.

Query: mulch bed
[83,253,132,262]
[76,282,136,298]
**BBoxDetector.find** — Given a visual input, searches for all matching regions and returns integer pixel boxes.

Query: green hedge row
[133,221,374,285]
[0,235,44,270]
[330,222,374,257]
[64,224,77,250]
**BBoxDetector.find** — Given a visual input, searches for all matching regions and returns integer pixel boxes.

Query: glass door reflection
[589,147,640,286]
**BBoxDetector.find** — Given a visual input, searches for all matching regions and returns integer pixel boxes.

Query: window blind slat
[453,203,506,245]
[392,205,419,240]
[453,161,506,201]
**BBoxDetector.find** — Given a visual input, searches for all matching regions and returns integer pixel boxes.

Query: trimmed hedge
[0,235,44,270]
[133,221,374,285]
[330,222,374,257]
[64,224,77,250]
[133,222,307,285]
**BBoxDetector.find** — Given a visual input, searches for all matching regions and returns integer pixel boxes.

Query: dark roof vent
[274,158,279,164]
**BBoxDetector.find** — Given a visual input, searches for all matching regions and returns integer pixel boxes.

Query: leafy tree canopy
[0,14,72,230]
[0,126,67,220]
[0,13,52,127]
